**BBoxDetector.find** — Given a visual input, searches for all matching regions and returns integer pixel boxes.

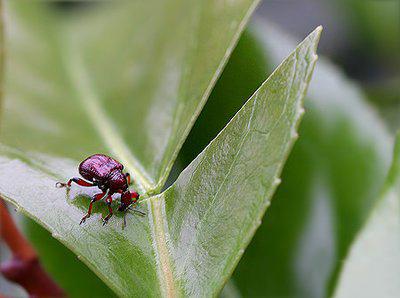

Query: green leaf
[1,2,261,295]
[1,0,259,193]
[0,2,259,293]
[337,0,400,60]
[186,23,392,297]
[0,27,321,296]
[333,133,400,298]
[236,23,393,298]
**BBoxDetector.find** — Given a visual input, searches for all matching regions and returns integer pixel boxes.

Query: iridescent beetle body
[56,154,144,226]
[79,154,126,193]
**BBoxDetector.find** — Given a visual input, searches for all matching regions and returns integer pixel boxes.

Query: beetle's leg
[125,173,131,185]
[102,195,113,226]
[80,190,108,225]
[56,177,94,188]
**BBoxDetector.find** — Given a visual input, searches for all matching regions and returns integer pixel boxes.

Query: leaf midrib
[52,2,262,296]
[58,24,182,296]
[61,32,154,194]
[148,197,178,297]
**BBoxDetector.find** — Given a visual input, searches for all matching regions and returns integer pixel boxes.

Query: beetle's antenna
[133,209,146,216]
[122,205,146,229]
[128,205,146,217]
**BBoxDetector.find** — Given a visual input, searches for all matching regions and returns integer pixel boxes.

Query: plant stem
[0,199,65,297]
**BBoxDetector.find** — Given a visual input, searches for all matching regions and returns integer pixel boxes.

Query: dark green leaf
[1,0,259,193]
[0,28,321,296]
[190,23,392,297]
[0,2,260,295]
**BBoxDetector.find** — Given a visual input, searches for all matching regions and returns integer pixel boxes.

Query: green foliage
[1,0,259,193]
[180,22,393,297]
[2,1,395,297]
[334,133,400,298]
[0,1,323,297]
[231,23,393,298]
[339,0,400,60]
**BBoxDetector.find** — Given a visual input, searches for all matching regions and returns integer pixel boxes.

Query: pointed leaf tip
[0,9,321,297]
[152,28,321,296]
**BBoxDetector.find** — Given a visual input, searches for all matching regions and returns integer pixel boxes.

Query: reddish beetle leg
[102,195,113,226]
[56,177,94,188]
[125,173,131,185]
[80,190,109,225]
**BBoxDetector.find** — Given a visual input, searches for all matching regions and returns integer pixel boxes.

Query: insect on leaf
[1,0,260,193]
[0,25,321,296]
[0,0,259,295]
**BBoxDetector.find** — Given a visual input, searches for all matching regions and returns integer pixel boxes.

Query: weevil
[56,154,145,226]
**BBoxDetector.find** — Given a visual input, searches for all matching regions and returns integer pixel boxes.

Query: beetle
[56,154,144,226]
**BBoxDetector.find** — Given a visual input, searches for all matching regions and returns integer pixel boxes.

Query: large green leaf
[232,22,392,298]
[0,27,321,296]
[334,133,400,298]
[0,1,260,296]
[179,22,392,297]
[1,0,259,193]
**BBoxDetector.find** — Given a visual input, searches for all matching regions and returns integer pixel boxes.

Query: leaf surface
[0,1,258,295]
[181,22,392,297]
[1,0,259,193]
[333,133,400,298]
[0,28,321,296]
[233,22,392,298]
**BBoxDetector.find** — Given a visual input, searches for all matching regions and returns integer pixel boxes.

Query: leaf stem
[0,199,65,297]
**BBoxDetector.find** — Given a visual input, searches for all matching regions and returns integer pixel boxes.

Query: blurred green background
[256,0,399,133]
[1,0,399,297]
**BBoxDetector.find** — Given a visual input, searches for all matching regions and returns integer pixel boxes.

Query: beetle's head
[118,191,140,211]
